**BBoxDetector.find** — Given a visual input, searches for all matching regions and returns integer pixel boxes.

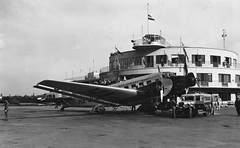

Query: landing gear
[92,104,106,114]
[131,106,136,112]
[137,103,157,115]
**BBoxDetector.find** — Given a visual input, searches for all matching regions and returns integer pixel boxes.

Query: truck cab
[173,93,214,118]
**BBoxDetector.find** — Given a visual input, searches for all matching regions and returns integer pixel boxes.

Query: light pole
[222,29,227,50]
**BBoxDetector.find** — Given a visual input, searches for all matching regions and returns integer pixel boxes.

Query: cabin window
[147,80,152,84]
[139,82,144,87]
[210,55,221,67]
[131,84,138,89]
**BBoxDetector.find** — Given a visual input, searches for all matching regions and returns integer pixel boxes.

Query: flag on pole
[148,14,155,21]
[181,42,189,62]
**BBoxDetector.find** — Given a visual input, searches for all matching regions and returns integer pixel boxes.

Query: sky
[0,0,240,95]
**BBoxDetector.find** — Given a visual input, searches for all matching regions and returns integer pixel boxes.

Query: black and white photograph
[0,0,240,147]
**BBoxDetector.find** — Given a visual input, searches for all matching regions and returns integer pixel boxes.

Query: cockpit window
[196,96,200,101]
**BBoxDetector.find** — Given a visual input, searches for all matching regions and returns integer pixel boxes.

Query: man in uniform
[4,99,9,121]
[235,93,240,116]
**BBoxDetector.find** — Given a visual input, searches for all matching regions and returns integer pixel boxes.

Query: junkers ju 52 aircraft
[34,56,196,115]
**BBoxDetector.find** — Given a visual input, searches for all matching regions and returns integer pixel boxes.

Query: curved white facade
[100,46,240,101]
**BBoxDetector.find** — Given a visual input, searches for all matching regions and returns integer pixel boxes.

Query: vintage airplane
[34,64,196,115]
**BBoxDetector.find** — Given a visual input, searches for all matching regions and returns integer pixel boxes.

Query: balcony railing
[100,60,240,73]
[196,80,240,87]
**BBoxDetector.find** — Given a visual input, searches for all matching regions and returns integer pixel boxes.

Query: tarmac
[0,105,240,148]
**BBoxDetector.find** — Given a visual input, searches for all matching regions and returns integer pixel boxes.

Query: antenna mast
[222,29,227,50]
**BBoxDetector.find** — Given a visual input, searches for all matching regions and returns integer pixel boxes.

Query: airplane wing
[34,80,143,105]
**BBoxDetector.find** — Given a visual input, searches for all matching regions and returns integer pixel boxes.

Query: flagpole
[180,37,182,52]
[147,3,149,34]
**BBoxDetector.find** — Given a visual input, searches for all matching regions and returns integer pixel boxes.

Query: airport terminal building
[99,34,240,102]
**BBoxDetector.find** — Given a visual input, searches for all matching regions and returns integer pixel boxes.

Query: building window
[133,56,143,66]
[219,93,231,101]
[197,73,212,86]
[178,55,186,63]
[233,59,237,68]
[156,55,167,66]
[122,58,131,69]
[146,56,154,67]
[210,55,221,67]
[219,74,231,86]
[236,75,240,87]
[192,55,205,66]
[171,54,185,64]
[223,57,231,68]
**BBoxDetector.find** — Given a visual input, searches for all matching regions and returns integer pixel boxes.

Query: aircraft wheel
[96,106,105,114]
[171,106,176,118]
[60,107,65,111]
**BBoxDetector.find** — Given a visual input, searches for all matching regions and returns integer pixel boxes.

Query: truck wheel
[171,106,176,118]
[203,106,210,116]
[189,107,192,118]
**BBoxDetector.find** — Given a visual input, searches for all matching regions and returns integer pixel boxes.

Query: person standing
[4,99,9,121]
[235,93,240,116]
